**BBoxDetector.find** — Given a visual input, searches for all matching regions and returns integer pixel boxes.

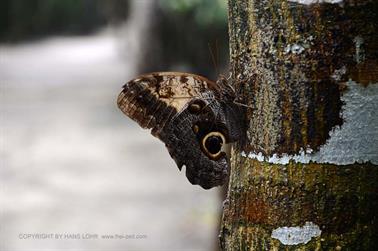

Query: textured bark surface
[228,0,377,155]
[221,155,377,250]
[221,0,378,250]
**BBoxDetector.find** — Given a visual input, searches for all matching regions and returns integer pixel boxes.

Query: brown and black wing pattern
[117,72,215,135]
[117,72,244,189]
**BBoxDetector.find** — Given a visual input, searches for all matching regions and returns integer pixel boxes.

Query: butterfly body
[117,72,244,189]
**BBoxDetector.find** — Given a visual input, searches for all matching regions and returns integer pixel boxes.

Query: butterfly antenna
[208,42,219,77]
[233,100,253,109]
[216,39,220,74]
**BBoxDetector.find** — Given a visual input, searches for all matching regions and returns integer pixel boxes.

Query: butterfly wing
[117,72,218,135]
[117,72,239,189]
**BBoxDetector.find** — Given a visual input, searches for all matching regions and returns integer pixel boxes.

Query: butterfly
[117,72,245,189]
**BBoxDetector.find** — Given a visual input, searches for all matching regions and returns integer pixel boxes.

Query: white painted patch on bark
[284,43,305,54]
[243,80,378,165]
[288,0,343,4]
[271,222,321,245]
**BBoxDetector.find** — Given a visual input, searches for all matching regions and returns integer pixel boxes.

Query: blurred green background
[0,0,129,41]
[149,0,229,77]
[0,0,228,77]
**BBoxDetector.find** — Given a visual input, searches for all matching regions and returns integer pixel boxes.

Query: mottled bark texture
[221,0,377,250]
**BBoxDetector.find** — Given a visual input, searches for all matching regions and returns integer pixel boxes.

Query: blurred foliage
[140,0,229,79]
[0,0,229,78]
[159,0,227,26]
[0,0,129,42]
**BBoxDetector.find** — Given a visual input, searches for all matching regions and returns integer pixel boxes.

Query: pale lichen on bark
[271,222,321,245]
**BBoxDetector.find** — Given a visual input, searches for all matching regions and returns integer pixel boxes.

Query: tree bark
[221,0,378,250]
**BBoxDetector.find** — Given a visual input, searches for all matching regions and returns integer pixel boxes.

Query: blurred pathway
[0,23,221,251]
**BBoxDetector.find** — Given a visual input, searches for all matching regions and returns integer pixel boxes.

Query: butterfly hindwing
[159,95,232,188]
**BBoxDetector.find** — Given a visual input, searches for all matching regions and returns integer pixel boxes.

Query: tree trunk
[221,0,378,250]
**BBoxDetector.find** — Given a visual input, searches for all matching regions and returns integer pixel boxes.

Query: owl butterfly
[117,72,245,189]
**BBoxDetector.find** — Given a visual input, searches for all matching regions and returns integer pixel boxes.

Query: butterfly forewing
[117,72,217,132]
